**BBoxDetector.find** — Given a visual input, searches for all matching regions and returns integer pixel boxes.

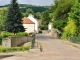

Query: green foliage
[52,0,75,19]
[6,0,25,34]
[0,32,28,44]
[1,32,14,38]
[0,9,8,31]
[34,12,41,19]
[62,18,77,38]
[26,8,34,14]
[70,37,80,44]
[41,10,51,30]
[0,45,30,53]
[53,18,68,32]
[69,0,80,36]
[39,24,48,30]
[0,32,14,44]
[16,32,28,36]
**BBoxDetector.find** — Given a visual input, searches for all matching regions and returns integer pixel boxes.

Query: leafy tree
[53,18,68,32]
[68,0,80,36]
[62,18,77,38]
[0,9,7,31]
[52,0,75,19]
[41,10,51,30]
[6,0,25,35]
[34,12,41,19]
[51,0,75,35]
[26,8,34,15]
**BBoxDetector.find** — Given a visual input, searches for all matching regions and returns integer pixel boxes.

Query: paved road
[0,34,80,60]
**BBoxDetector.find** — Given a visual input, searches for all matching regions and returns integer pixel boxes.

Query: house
[48,22,52,34]
[22,14,39,33]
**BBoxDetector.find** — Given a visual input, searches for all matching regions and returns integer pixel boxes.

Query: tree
[26,8,34,15]
[62,18,77,38]
[0,9,7,31]
[52,0,75,34]
[40,10,51,30]
[6,0,25,35]
[69,0,80,36]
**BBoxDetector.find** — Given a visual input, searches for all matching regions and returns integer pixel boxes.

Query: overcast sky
[0,0,54,6]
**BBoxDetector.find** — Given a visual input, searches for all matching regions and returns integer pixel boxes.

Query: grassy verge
[0,44,30,53]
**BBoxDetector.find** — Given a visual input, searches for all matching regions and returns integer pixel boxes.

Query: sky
[0,0,54,6]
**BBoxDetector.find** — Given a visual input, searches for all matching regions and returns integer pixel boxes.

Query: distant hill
[0,4,49,13]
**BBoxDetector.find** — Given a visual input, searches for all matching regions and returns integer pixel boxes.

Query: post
[31,32,35,49]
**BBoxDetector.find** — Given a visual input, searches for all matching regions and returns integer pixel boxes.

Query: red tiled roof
[22,17,34,24]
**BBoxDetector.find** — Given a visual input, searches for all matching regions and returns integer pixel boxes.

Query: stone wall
[2,36,33,48]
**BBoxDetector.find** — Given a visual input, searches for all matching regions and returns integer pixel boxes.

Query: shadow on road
[0,55,14,59]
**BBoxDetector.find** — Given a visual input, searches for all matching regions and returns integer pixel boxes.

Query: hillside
[0,4,49,13]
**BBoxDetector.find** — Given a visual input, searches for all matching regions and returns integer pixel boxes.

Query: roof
[22,17,35,24]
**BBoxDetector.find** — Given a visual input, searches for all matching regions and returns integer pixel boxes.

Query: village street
[0,34,80,60]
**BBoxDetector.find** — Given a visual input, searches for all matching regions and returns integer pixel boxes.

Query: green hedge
[16,32,28,36]
[0,45,30,53]
[0,32,28,44]
[70,37,80,44]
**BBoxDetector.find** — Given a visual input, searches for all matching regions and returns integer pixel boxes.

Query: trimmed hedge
[16,32,28,36]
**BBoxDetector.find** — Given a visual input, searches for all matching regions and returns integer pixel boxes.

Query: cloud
[0,0,54,6]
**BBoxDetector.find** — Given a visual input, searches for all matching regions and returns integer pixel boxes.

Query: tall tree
[41,10,51,30]
[69,0,80,36]
[0,9,7,31]
[6,0,25,35]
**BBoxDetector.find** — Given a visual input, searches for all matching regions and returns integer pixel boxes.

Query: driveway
[0,34,80,60]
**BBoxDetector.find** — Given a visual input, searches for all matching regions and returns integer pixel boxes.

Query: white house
[22,14,39,33]
[48,22,52,34]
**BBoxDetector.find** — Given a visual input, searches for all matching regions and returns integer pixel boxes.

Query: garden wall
[2,36,33,48]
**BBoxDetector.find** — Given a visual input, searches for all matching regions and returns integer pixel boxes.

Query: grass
[0,45,2,49]
[0,43,31,53]
[0,7,8,10]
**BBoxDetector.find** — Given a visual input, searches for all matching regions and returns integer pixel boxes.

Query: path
[0,34,80,60]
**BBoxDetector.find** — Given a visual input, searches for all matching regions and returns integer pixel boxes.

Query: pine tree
[6,0,25,35]
[69,0,80,36]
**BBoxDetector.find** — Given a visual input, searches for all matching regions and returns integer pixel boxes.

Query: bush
[70,37,80,44]
[0,32,14,44]
[0,36,2,44]
[16,32,28,36]
[39,25,48,30]
[1,32,14,38]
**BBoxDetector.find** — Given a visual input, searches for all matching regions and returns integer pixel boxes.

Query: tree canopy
[6,0,25,34]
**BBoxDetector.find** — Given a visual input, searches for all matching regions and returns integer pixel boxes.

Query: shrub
[0,36,2,44]
[1,32,14,38]
[70,37,80,44]
[16,32,28,36]
[0,32,14,44]
[62,18,77,39]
